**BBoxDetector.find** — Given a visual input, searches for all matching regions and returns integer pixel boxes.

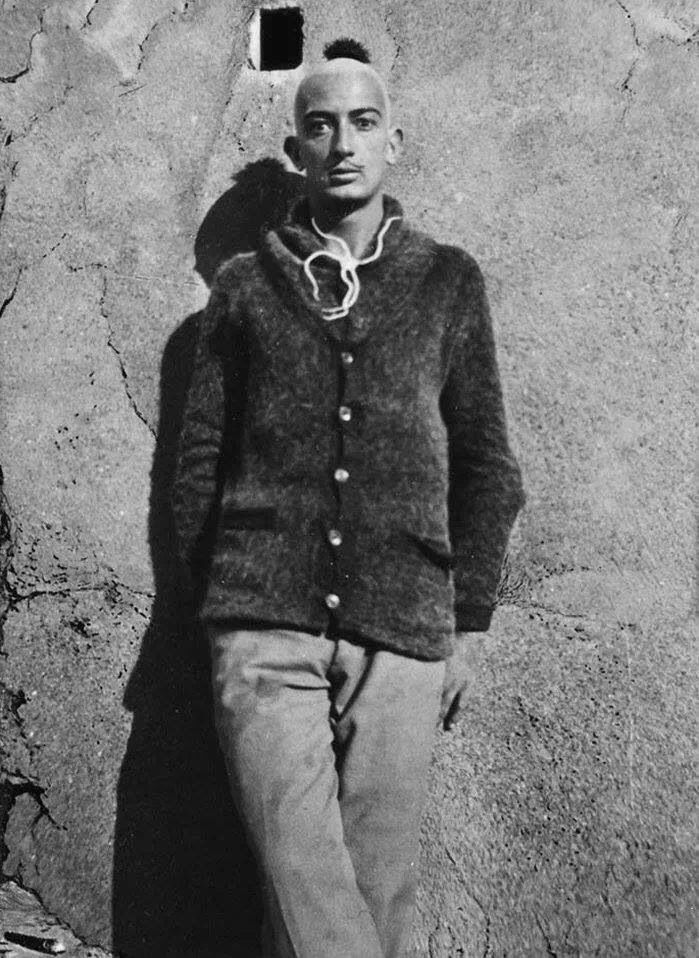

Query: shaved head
[285,53,402,219]
[294,57,391,131]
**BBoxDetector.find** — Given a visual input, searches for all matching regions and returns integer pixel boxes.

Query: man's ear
[385,126,404,166]
[284,135,304,171]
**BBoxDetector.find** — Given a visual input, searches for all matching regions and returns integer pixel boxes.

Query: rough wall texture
[0,1,696,956]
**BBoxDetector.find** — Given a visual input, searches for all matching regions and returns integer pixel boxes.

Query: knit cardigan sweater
[171,196,524,660]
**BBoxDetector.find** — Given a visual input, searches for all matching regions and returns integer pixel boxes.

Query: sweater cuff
[454,602,494,632]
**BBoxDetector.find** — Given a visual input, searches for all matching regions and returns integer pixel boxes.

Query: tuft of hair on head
[323,38,371,63]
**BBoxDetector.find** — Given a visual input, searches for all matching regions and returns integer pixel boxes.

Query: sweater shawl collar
[259,195,436,342]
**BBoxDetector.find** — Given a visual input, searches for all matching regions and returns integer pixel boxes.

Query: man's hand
[439,634,481,731]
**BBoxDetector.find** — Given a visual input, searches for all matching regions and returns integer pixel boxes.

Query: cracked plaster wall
[0,0,697,955]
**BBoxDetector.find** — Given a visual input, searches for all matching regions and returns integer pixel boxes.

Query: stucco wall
[1,1,696,955]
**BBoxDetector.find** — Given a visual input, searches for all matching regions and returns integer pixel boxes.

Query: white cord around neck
[302,215,401,321]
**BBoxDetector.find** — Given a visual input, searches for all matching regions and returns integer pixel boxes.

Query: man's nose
[332,121,355,157]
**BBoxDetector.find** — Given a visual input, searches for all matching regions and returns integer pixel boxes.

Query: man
[172,39,524,958]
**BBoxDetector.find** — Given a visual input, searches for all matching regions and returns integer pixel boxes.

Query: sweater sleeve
[440,255,525,631]
[170,272,244,579]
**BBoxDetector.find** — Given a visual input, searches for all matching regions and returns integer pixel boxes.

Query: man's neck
[308,192,385,259]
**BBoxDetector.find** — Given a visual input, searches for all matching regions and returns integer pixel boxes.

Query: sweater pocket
[221,506,278,531]
[405,531,454,573]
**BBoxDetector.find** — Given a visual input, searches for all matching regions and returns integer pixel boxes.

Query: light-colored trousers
[208,626,445,958]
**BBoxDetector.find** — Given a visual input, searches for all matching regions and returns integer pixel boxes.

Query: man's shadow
[112,159,304,958]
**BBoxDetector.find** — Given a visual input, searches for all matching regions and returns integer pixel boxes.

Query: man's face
[288,68,401,208]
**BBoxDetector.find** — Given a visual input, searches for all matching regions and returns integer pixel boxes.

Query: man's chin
[313,184,380,210]
[324,184,367,200]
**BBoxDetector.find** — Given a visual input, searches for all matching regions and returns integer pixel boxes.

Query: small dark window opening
[260,8,304,71]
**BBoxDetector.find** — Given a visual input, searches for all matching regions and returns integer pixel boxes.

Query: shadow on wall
[112,159,304,958]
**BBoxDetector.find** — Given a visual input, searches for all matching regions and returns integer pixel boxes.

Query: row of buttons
[325,350,355,611]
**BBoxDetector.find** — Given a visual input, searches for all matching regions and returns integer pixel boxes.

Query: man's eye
[307,120,330,135]
[355,116,377,130]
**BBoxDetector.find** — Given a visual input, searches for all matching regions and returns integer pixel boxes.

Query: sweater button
[334,467,349,483]
[340,351,354,367]
[328,529,343,547]
[338,405,352,422]
[325,593,340,610]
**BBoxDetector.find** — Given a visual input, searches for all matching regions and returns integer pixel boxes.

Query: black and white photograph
[0,2,696,956]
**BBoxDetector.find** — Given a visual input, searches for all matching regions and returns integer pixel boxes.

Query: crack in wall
[4,69,75,143]
[34,78,74,131]
[443,845,492,958]
[500,582,611,633]
[66,259,198,285]
[659,26,699,46]
[382,8,402,77]
[0,881,107,957]
[613,2,698,122]
[0,467,56,882]
[36,233,69,265]
[200,22,253,187]
[0,270,22,323]
[98,271,156,437]
[116,82,146,97]
[81,0,104,30]
[0,461,148,894]
[615,0,641,49]
[535,912,559,958]
[524,602,587,621]
[1,683,38,760]
[0,469,14,618]
[136,18,163,74]
[615,0,641,120]
[103,267,199,287]
[3,776,64,834]
[0,259,159,463]
[621,624,636,804]
[4,582,151,607]
[0,11,45,84]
